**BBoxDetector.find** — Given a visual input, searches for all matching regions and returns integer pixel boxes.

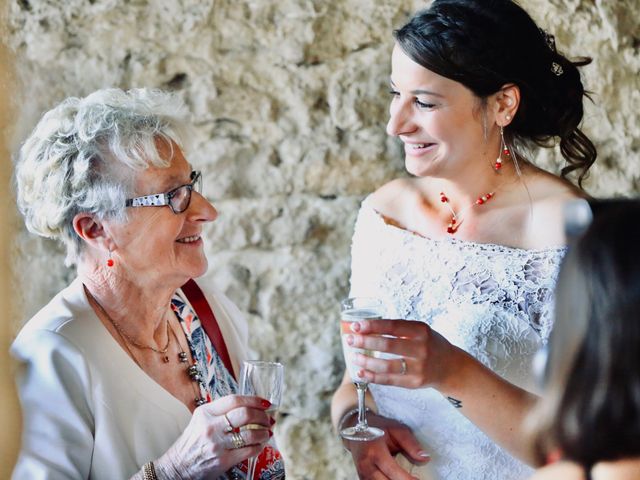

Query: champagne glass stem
[356,382,368,429]
[247,456,257,479]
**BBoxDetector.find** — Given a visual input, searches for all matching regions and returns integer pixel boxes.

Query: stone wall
[5,0,639,478]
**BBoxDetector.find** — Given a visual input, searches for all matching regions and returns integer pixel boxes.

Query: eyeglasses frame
[124,170,202,214]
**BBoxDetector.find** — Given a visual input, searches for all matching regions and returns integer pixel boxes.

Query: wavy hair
[15,88,188,265]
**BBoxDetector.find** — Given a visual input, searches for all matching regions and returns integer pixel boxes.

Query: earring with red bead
[106,249,114,268]
[495,125,511,171]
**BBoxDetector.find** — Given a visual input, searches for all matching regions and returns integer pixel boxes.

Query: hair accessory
[551,62,564,76]
[106,250,114,267]
[495,127,510,171]
[538,28,564,76]
[440,190,496,234]
[539,28,557,52]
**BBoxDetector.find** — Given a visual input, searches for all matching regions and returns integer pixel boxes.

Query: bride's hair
[394,0,597,187]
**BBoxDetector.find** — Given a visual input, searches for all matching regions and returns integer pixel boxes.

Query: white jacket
[11,277,249,480]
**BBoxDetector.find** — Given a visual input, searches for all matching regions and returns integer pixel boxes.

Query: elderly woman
[11,88,285,479]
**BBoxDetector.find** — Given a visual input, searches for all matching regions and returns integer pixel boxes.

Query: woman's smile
[403,141,438,156]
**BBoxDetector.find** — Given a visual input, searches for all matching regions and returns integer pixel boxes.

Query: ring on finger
[399,357,407,375]
[230,431,246,449]
[223,413,234,433]
[241,423,267,431]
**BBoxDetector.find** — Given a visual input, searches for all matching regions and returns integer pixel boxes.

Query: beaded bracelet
[142,462,158,480]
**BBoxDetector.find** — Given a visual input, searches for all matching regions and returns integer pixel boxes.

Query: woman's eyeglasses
[125,170,202,214]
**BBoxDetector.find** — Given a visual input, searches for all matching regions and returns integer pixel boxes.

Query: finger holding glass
[239,361,285,480]
[339,297,385,442]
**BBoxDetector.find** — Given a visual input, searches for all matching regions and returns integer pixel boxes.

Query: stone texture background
[4,0,639,478]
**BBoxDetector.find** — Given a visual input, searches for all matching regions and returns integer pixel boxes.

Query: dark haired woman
[528,200,640,480]
[331,0,597,478]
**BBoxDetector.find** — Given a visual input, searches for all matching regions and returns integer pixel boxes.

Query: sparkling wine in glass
[239,360,284,479]
[340,297,385,441]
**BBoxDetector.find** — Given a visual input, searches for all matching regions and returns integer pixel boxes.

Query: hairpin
[539,28,564,76]
[538,28,557,52]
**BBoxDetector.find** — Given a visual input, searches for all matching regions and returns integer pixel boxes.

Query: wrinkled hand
[156,394,273,479]
[347,319,456,390]
[345,413,429,480]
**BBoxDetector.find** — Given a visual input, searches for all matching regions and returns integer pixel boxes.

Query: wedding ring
[230,431,246,449]
[399,358,407,375]
[223,413,234,433]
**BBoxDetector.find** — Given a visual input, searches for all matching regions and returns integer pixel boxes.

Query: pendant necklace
[85,286,172,362]
[85,285,208,408]
[439,190,497,234]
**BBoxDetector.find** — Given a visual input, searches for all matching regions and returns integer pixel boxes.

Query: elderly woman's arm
[12,330,95,478]
[12,329,271,479]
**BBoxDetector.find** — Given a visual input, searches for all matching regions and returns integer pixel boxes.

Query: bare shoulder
[367,177,424,219]
[529,462,585,480]
[520,170,586,249]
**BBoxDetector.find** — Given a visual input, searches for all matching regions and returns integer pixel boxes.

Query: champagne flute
[339,297,385,441]
[239,360,284,480]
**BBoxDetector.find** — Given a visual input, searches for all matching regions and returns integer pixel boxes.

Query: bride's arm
[350,319,540,466]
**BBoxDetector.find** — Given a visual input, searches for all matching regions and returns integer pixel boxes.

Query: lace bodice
[349,201,566,480]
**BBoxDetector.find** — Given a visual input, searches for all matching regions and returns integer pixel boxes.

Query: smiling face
[106,138,217,289]
[387,44,493,178]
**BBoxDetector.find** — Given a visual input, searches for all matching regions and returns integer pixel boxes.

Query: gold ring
[400,358,407,375]
[241,423,267,431]
[230,431,245,449]
[223,413,234,433]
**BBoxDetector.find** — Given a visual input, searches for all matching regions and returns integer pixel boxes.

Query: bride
[331,1,597,479]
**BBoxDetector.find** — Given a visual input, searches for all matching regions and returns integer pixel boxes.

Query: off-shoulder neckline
[362,201,568,255]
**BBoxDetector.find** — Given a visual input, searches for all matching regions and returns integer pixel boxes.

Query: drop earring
[106,250,114,267]
[495,126,510,171]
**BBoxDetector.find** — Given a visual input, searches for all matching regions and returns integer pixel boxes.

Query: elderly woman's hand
[154,394,273,479]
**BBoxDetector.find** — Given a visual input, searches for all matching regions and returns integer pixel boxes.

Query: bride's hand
[343,412,429,480]
[347,319,461,390]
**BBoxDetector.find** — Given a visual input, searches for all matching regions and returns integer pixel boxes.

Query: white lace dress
[349,201,566,480]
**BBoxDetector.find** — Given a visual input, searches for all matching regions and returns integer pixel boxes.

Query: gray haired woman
[11,88,285,479]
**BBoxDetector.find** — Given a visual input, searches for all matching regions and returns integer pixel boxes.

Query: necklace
[85,286,172,363]
[169,323,208,407]
[439,190,496,234]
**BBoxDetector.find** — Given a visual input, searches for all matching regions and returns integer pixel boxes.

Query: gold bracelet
[142,462,158,480]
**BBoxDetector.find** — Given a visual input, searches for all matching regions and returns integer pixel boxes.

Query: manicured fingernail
[268,430,273,437]
[350,322,361,333]
[270,417,276,425]
[260,399,272,408]
[346,335,354,346]
[418,450,430,459]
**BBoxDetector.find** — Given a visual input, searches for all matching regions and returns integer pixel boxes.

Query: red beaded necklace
[439,190,496,234]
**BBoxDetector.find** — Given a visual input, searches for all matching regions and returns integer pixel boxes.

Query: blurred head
[530,199,640,467]
[391,0,596,185]
[15,88,216,279]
